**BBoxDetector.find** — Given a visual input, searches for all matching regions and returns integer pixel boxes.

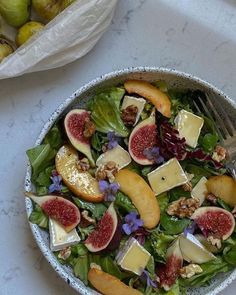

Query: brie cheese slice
[191,176,208,205]
[49,219,81,251]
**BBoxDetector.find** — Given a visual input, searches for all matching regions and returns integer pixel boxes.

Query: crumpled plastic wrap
[0,0,118,80]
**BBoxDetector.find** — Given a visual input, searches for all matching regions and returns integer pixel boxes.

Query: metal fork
[193,93,236,179]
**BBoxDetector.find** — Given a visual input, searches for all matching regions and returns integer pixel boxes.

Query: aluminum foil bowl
[25,67,236,295]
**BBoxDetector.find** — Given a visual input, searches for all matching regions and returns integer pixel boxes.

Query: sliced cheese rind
[121,95,146,125]
[147,158,188,195]
[191,177,208,205]
[174,110,204,148]
[116,237,151,275]
[49,219,80,251]
[96,145,131,170]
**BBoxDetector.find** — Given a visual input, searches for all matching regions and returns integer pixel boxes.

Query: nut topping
[80,210,96,228]
[95,161,118,183]
[58,247,71,260]
[207,235,222,249]
[180,264,203,279]
[121,105,138,126]
[206,193,217,204]
[83,118,96,138]
[182,182,193,192]
[166,197,200,218]
[212,145,227,162]
[77,157,90,172]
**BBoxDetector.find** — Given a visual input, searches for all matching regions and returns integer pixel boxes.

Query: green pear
[16,21,44,46]
[32,0,75,21]
[0,0,31,28]
[0,36,14,62]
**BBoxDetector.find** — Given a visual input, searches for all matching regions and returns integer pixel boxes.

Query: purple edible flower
[141,270,158,288]
[184,221,197,237]
[99,180,120,202]
[143,147,164,164]
[48,171,62,193]
[107,132,120,150]
[122,212,144,235]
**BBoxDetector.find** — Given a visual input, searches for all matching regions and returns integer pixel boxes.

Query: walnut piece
[79,210,96,228]
[95,161,118,183]
[180,264,203,279]
[207,235,222,249]
[121,105,138,126]
[77,158,90,172]
[83,118,96,138]
[166,197,200,218]
[58,247,71,260]
[182,182,193,192]
[206,193,217,204]
[212,145,227,162]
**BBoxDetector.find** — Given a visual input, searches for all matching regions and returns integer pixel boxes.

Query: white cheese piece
[116,237,151,275]
[147,158,188,196]
[191,177,208,205]
[121,95,146,125]
[174,110,204,148]
[49,219,81,251]
[96,144,131,170]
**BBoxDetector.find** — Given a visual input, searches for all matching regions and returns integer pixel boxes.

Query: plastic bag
[0,0,118,80]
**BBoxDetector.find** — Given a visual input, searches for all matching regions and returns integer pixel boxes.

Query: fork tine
[196,96,224,141]
[206,95,236,136]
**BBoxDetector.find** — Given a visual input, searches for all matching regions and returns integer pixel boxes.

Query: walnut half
[166,197,200,218]
[121,105,138,126]
[180,264,203,279]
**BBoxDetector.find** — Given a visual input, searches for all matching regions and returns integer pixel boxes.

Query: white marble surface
[0,0,236,294]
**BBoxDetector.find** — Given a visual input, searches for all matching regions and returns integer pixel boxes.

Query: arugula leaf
[74,255,89,285]
[73,197,107,219]
[78,225,95,240]
[29,204,48,228]
[179,258,230,287]
[217,198,232,211]
[169,187,191,202]
[146,256,155,276]
[98,256,131,279]
[115,192,137,213]
[71,244,88,256]
[156,193,169,213]
[199,133,218,153]
[44,125,63,150]
[91,132,108,152]
[150,232,175,263]
[160,212,190,235]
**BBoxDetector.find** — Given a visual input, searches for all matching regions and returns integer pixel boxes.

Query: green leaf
[73,197,107,219]
[44,124,63,149]
[78,225,95,240]
[179,258,230,287]
[146,256,155,276]
[160,212,190,235]
[223,244,236,266]
[35,165,54,187]
[115,192,137,213]
[71,244,88,257]
[29,205,48,228]
[169,187,191,202]
[91,132,108,152]
[150,232,175,263]
[217,198,232,211]
[109,87,125,109]
[73,255,89,285]
[199,133,218,153]
[156,193,169,213]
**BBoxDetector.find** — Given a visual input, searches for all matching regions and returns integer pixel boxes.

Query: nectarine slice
[124,80,171,118]
[206,175,236,207]
[55,145,103,202]
[115,169,160,228]
[88,268,142,295]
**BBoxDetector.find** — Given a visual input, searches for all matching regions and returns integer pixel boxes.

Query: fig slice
[124,80,171,118]
[191,207,235,240]
[115,169,160,229]
[179,233,216,264]
[158,238,183,291]
[128,110,158,165]
[26,192,80,232]
[64,109,95,166]
[85,203,118,252]
[55,145,103,203]
[88,267,142,295]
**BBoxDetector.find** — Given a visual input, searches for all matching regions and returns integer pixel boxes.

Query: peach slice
[115,169,160,229]
[55,145,103,202]
[124,80,171,118]
[206,175,236,207]
[88,268,142,295]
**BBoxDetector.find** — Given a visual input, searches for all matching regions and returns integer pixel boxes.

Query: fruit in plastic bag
[32,0,75,21]
[16,21,44,46]
[0,36,14,62]
[0,0,30,27]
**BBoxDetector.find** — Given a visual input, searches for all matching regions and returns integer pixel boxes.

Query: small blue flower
[99,180,120,202]
[184,221,197,237]
[122,212,144,235]
[48,172,62,193]
[141,270,158,288]
[143,147,164,164]
[107,132,120,150]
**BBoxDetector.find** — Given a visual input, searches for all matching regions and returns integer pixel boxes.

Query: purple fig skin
[104,218,123,252]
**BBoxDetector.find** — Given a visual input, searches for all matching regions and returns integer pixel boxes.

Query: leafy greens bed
[26,79,236,295]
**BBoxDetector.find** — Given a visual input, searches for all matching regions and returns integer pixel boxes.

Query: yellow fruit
[55,145,103,203]
[206,175,236,207]
[88,268,142,295]
[16,21,45,47]
[115,169,160,229]
[124,80,171,118]
[0,37,14,62]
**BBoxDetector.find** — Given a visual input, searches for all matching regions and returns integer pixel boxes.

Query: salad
[26,79,236,295]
